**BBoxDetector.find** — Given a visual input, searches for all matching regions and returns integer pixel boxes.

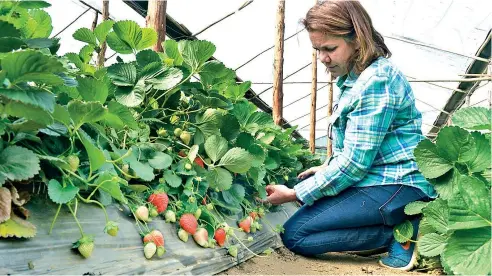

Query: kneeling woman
[265,0,436,271]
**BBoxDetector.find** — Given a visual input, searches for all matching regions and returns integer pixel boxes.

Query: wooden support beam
[91,9,98,31]
[146,0,167,52]
[97,0,109,67]
[272,0,285,125]
[326,73,334,158]
[309,51,317,153]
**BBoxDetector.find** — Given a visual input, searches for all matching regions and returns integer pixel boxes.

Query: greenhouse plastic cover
[0,197,297,274]
[45,0,492,145]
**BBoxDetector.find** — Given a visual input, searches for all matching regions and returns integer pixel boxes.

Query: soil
[220,247,429,275]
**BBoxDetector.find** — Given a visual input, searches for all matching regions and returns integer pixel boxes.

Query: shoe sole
[378,247,418,272]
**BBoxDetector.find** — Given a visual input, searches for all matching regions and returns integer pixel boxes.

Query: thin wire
[252,62,312,99]
[53,8,91,38]
[192,0,254,37]
[284,83,328,108]
[284,102,328,126]
[235,28,305,71]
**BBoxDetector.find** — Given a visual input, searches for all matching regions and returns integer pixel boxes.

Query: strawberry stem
[67,203,84,237]
[48,204,62,235]
[230,233,266,258]
[77,194,109,222]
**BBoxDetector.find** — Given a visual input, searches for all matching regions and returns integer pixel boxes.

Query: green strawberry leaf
[104,101,138,130]
[466,132,491,173]
[76,76,108,104]
[179,40,216,71]
[436,126,476,163]
[163,39,183,66]
[404,200,428,215]
[112,20,141,49]
[146,67,183,90]
[422,198,449,234]
[441,228,491,275]
[452,107,491,131]
[47,179,79,204]
[94,20,114,44]
[0,20,21,38]
[220,114,240,140]
[136,49,161,68]
[0,146,40,187]
[204,135,228,163]
[94,172,127,203]
[414,139,453,179]
[114,81,146,107]
[18,1,51,9]
[107,63,136,86]
[106,31,132,54]
[0,88,55,112]
[68,100,107,129]
[164,170,182,188]
[249,144,266,167]
[73,27,97,46]
[218,147,253,173]
[148,152,172,170]
[393,220,413,243]
[207,167,232,191]
[1,50,64,85]
[77,129,106,172]
[430,168,460,200]
[418,233,447,257]
[136,27,157,50]
[79,45,94,63]
[22,10,52,38]
[0,37,25,52]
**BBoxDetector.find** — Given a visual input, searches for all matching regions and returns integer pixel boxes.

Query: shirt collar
[336,70,359,89]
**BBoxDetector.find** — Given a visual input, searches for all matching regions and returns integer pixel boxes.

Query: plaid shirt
[294,57,436,205]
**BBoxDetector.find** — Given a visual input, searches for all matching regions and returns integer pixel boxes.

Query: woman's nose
[319,51,331,63]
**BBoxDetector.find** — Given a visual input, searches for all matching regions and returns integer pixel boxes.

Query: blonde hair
[302,0,391,74]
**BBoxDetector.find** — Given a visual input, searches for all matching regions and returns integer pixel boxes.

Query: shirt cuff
[293,176,318,206]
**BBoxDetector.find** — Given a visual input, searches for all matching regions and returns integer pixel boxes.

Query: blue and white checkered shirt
[294,57,437,205]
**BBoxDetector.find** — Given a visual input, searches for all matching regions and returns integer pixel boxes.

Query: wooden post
[146,0,167,52]
[97,0,109,67]
[272,0,285,125]
[91,10,98,31]
[309,50,317,153]
[327,73,334,158]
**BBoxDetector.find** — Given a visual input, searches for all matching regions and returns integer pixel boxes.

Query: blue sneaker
[379,219,419,271]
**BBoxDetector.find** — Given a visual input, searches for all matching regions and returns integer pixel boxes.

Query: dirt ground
[220,247,430,275]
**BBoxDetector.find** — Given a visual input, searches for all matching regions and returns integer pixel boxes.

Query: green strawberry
[184,163,192,170]
[180,131,192,145]
[66,155,79,172]
[178,228,189,242]
[174,128,182,137]
[157,128,168,137]
[194,208,202,219]
[144,242,157,259]
[104,221,119,237]
[228,245,238,258]
[73,235,94,258]
[164,210,176,223]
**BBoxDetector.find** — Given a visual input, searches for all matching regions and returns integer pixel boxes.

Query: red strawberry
[179,213,198,234]
[193,228,209,247]
[214,228,227,247]
[143,230,164,247]
[249,212,258,221]
[148,192,169,214]
[194,157,205,168]
[178,150,187,157]
[238,217,253,233]
[201,195,207,205]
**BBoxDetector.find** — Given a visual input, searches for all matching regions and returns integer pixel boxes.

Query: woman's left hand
[265,184,297,205]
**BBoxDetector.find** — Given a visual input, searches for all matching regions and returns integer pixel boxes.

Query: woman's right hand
[297,165,323,180]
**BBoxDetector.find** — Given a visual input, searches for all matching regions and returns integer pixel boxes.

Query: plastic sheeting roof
[47,0,492,142]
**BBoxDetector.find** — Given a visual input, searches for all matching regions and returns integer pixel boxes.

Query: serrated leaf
[164,170,182,188]
[47,179,79,204]
[219,147,253,173]
[236,132,254,149]
[94,172,127,203]
[194,93,232,109]
[0,88,54,112]
[423,198,449,234]
[148,152,172,170]
[163,39,183,66]
[220,114,240,140]
[114,81,145,107]
[207,167,232,191]
[0,20,21,38]
[73,27,97,46]
[79,45,94,63]
[147,67,183,90]
[68,100,107,129]
[112,20,141,49]
[393,220,413,243]
[259,133,275,144]
[436,126,476,163]
[106,31,132,54]
[442,228,491,275]
[23,37,59,49]
[404,201,428,215]
[0,146,40,186]
[466,132,491,173]
[414,139,453,179]
[1,50,64,84]
[455,175,491,226]
[130,161,154,182]
[248,111,273,127]
[104,101,138,130]
[52,104,70,126]
[418,233,447,257]
[179,40,216,71]
[0,212,36,238]
[232,100,254,126]
[76,76,108,104]
[136,49,161,68]
[107,63,136,86]
[249,144,266,167]
[204,135,228,163]
[136,27,157,50]
[430,168,460,200]
[224,81,250,101]
[78,129,106,171]
[2,100,53,125]
[22,10,52,38]
[18,1,51,9]
[94,20,114,43]
[0,37,25,52]
[452,107,491,130]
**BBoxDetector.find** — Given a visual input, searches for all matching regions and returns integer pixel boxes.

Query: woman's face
[309,31,357,78]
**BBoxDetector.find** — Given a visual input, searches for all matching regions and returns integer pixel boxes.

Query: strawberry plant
[0,0,319,261]
[394,107,491,275]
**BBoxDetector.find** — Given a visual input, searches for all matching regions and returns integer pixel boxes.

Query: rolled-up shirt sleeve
[294,75,400,205]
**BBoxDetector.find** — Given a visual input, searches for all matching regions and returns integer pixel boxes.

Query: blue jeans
[281,185,431,256]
